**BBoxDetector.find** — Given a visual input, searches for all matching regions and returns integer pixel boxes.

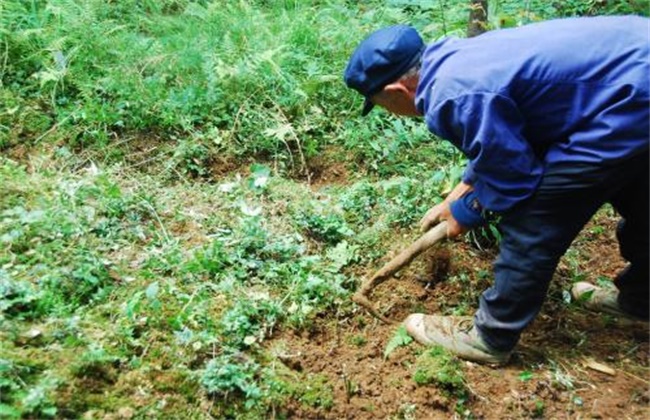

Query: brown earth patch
[305,146,355,188]
[269,210,649,419]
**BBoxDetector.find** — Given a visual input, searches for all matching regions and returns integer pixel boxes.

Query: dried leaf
[582,358,616,376]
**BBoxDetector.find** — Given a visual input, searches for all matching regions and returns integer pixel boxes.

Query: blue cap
[344,25,424,116]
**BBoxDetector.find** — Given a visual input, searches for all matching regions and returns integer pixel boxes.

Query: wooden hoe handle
[352,221,449,324]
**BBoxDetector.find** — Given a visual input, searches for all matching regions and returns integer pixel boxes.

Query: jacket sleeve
[426,92,543,212]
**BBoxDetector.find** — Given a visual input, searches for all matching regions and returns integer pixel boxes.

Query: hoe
[352,221,449,323]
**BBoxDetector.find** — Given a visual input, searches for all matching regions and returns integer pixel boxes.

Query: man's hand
[420,181,474,238]
[419,201,467,237]
[419,202,446,232]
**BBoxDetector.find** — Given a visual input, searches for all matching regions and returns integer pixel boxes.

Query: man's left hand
[420,201,468,238]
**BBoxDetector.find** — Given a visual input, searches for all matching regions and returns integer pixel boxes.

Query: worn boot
[403,314,511,365]
[571,282,648,323]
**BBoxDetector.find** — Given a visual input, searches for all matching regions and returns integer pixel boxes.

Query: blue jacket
[415,16,649,213]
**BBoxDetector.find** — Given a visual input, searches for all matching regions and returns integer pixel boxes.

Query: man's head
[344,25,424,117]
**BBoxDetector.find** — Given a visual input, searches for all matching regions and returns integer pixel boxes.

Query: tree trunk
[467,0,489,38]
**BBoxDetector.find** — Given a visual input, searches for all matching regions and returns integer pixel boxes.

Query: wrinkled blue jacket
[415,16,650,212]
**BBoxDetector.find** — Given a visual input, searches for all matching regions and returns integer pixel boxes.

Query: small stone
[117,407,135,419]
[23,328,43,339]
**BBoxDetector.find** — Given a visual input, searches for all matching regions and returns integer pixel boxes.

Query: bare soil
[271,213,649,419]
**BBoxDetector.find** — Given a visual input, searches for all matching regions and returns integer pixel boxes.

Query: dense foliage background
[1,1,647,417]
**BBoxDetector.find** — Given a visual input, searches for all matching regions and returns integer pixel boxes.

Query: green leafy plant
[168,137,213,178]
[2,1,648,418]
[384,325,414,359]
[0,274,40,319]
[20,374,59,418]
[182,239,232,279]
[201,352,262,409]
[519,370,534,382]
[296,374,334,410]
[296,210,354,245]
[348,334,367,347]
[548,362,575,391]
[70,344,121,381]
[248,164,272,191]
[220,295,283,348]
[533,399,545,417]
[338,181,379,225]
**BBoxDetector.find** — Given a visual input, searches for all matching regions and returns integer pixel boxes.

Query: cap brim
[361,98,374,116]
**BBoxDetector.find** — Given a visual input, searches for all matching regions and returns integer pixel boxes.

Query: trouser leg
[610,160,649,319]
[475,168,602,351]
[474,154,648,352]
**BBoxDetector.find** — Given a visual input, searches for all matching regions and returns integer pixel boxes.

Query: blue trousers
[475,152,649,352]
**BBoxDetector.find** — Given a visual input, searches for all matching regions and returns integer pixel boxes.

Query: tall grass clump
[6,1,642,174]
[2,1,416,170]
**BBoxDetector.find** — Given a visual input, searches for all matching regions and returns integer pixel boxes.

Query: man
[344,17,649,364]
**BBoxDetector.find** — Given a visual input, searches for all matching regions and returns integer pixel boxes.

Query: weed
[595,276,615,288]
[342,371,359,403]
[20,373,59,418]
[0,364,60,419]
[412,346,467,399]
[201,352,262,408]
[519,370,534,382]
[2,1,648,417]
[348,334,367,347]
[296,208,354,245]
[42,250,115,310]
[0,358,35,416]
[547,362,575,391]
[0,274,41,320]
[219,293,283,348]
[384,325,414,359]
[182,239,231,279]
[397,402,417,420]
[325,240,360,273]
[167,137,213,178]
[263,365,334,412]
[339,181,379,225]
[70,344,121,382]
[298,374,334,410]
[465,216,501,252]
[533,399,545,417]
